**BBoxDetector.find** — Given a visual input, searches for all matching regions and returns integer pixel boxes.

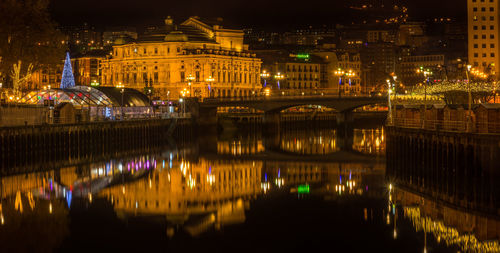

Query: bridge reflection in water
[216,128,385,156]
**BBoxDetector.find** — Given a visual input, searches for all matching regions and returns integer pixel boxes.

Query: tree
[0,0,65,91]
[10,60,33,96]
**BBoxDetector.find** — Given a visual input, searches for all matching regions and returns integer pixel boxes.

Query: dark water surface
[0,126,497,252]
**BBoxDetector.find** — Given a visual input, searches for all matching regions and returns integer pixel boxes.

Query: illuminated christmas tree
[60,52,75,89]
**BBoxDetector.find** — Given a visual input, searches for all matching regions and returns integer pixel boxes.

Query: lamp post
[334,68,345,98]
[417,67,432,128]
[205,76,215,98]
[274,72,284,91]
[179,98,184,117]
[345,70,356,95]
[261,70,270,88]
[386,79,393,125]
[187,74,195,97]
[465,65,473,132]
[120,88,125,120]
[116,83,125,120]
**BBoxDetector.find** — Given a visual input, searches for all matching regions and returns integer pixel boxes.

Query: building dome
[164,31,188,42]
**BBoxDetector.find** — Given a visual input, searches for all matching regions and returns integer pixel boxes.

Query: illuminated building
[71,51,107,86]
[28,64,63,90]
[400,55,445,85]
[360,42,398,91]
[468,0,499,78]
[60,23,104,54]
[255,50,322,92]
[100,16,262,100]
[313,51,362,94]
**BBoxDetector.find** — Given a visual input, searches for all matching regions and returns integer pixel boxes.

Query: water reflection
[216,127,386,156]
[353,128,385,155]
[3,125,498,252]
[392,186,500,253]
[279,129,339,155]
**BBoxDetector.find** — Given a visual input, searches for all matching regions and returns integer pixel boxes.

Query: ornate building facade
[101,17,262,100]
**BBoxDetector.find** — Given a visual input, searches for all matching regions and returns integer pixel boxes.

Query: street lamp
[261,70,270,88]
[187,74,195,97]
[120,88,125,120]
[274,72,284,90]
[179,98,185,117]
[465,65,473,132]
[334,68,345,97]
[205,76,215,98]
[386,79,393,125]
[416,67,432,128]
[345,70,356,94]
[116,83,125,120]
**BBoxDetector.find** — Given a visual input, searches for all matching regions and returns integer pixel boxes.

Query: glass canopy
[20,86,150,107]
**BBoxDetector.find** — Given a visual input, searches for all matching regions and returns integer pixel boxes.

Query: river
[0,123,498,252]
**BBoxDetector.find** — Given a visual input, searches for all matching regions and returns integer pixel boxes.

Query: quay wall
[386,126,500,215]
[0,119,193,174]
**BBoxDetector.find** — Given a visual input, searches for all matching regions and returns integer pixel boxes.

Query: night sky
[49,0,466,29]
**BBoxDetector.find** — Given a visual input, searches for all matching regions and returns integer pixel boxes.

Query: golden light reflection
[353,128,386,155]
[405,207,500,252]
[395,187,500,253]
[280,130,339,155]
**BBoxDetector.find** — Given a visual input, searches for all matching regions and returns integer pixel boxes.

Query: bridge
[186,95,387,128]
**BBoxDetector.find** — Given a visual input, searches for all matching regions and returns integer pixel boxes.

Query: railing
[391,118,500,134]
[0,109,190,127]
[203,93,384,103]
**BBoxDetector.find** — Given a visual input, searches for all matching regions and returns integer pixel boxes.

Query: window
[474,53,479,57]
[491,53,496,57]
[491,25,495,30]
[490,7,494,11]
[180,72,185,82]
[482,44,487,48]
[491,34,495,39]
[474,26,478,30]
[491,44,495,48]
[482,34,487,39]
[474,35,478,39]
[474,44,478,48]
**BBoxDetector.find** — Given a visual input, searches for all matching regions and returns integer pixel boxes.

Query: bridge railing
[203,93,385,103]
